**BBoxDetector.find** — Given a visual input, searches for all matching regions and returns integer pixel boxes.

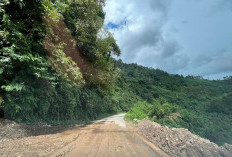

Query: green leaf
[1,84,25,92]
[15,105,22,113]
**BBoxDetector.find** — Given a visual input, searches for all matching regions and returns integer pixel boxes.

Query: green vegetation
[0,0,123,123]
[0,0,231,146]
[125,101,181,126]
[118,61,232,145]
[59,0,121,87]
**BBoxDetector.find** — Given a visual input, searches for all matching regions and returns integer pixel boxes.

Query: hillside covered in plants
[0,0,123,123]
[118,61,232,145]
[0,0,232,146]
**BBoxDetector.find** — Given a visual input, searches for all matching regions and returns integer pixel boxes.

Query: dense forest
[0,0,123,123]
[0,0,232,146]
[117,61,232,146]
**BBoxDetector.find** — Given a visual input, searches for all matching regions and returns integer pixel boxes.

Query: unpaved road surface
[0,114,168,157]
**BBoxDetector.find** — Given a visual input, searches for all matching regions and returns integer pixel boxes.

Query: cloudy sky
[104,0,232,79]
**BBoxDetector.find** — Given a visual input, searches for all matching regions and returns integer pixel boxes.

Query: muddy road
[0,114,168,157]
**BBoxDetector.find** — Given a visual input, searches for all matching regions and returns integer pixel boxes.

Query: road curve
[0,114,168,157]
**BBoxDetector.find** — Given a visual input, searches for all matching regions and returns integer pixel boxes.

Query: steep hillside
[115,61,232,145]
[0,0,124,123]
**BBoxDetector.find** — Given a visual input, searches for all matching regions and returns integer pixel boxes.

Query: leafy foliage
[3,77,121,123]
[60,0,120,62]
[42,0,85,87]
[0,0,122,124]
[125,102,153,121]
[58,0,121,87]
[119,61,232,145]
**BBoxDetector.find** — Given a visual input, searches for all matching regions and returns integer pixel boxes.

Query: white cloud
[104,0,232,79]
[104,0,184,69]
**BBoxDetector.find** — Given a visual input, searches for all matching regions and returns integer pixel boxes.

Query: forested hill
[116,60,232,145]
[0,0,232,146]
[0,0,122,123]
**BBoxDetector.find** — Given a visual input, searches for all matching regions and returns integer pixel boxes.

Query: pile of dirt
[137,119,232,157]
[0,119,27,142]
[0,119,73,142]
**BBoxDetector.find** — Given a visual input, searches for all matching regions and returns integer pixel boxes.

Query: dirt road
[0,114,168,157]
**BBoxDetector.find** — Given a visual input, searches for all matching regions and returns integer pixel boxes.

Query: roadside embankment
[137,119,232,157]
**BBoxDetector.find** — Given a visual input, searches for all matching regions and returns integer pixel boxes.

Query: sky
[104,0,232,79]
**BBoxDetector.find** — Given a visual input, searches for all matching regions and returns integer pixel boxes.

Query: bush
[125,101,153,121]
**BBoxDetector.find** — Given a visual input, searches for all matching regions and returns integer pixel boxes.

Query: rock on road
[0,114,168,157]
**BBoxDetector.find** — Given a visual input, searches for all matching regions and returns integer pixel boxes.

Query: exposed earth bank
[137,119,232,157]
[0,119,73,143]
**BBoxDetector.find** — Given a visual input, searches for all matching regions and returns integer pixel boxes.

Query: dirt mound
[137,119,232,157]
[0,119,27,142]
[0,119,72,142]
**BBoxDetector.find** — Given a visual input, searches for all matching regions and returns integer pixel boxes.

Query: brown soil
[0,119,73,143]
[2,115,230,157]
[42,14,98,81]
[137,119,232,157]
[0,114,167,157]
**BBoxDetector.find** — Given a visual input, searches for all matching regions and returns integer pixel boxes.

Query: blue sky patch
[106,19,127,30]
